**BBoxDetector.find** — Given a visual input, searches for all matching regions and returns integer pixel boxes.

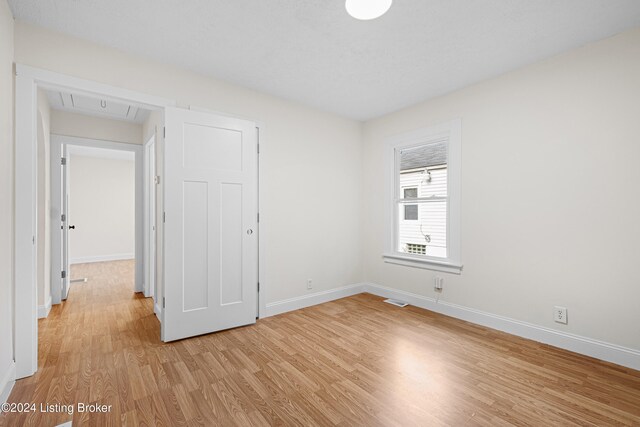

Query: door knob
[69,225,76,230]
[246,229,253,235]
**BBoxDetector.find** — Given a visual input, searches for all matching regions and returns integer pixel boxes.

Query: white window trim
[383,119,462,274]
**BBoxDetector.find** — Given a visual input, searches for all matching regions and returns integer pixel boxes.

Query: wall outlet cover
[554,306,568,324]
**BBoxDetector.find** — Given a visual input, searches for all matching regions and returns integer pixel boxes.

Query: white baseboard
[363,283,640,371]
[37,295,52,319]
[0,361,16,405]
[264,283,365,318]
[70,253,134,264]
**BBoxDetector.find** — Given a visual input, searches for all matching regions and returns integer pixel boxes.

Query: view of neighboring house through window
[384,119,461,273]
[398,141,448,258]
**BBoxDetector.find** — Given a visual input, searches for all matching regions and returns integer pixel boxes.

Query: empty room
[1,1,639,426]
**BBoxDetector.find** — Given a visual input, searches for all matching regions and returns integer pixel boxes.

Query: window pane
[403,187,418,198]
[400,141,447,171]
[399,141,447,198]
[404,204,418,220]
[398,200,447,258]
[397,141,448,258]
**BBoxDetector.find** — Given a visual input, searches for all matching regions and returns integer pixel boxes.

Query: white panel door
[163,107,258,342]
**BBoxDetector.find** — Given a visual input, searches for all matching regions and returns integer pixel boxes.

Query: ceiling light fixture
[345,0,392,20]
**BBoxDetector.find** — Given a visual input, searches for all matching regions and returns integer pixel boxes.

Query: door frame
[14,64,174,379]
[143,134,156,300]
[61,143,69,300]
[14,65,267,380]
[50,135,144,305]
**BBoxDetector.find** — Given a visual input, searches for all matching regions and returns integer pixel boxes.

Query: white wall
[14,22,364,306]
[68,154,135,264]
[362,28,640,351]
[0,0,14,403]
[51,109,142,145]
[36,89,51,312]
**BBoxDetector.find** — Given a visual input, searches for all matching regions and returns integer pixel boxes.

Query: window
[404,205,418,220]
[384,119,462,274]
[403,187,418,198]
[403,188,419,220]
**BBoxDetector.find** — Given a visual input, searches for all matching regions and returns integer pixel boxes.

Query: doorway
[50,136,144,305]
[62,143,138,297]
[15,65,262,380]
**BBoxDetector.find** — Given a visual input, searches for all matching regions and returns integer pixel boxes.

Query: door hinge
[154,175,160,185]
[163,297,165,308]
[257,282,260,292]
[163,212,166,223]
[61,213,66,222]
[163,127,166,138]
[61,271,66,279]
[257,212,259,223]
[257,144,260,154]
[61,157,66,165]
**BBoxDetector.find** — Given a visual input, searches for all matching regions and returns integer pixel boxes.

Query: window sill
[383,253,463,274]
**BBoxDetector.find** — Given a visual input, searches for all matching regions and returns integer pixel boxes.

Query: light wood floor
[2,261,640,426]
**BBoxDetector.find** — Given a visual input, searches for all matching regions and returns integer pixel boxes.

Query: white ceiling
[10,1,640,120]
[46,90,151,124]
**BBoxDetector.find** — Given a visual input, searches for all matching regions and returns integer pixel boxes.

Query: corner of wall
[357,119,367,285]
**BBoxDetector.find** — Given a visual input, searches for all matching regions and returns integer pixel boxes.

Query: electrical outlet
[554,306,568,324]
[434,277,443,291]
[307,279,313,290]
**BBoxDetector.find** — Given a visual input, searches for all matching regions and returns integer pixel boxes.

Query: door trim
[143,134,156,299]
